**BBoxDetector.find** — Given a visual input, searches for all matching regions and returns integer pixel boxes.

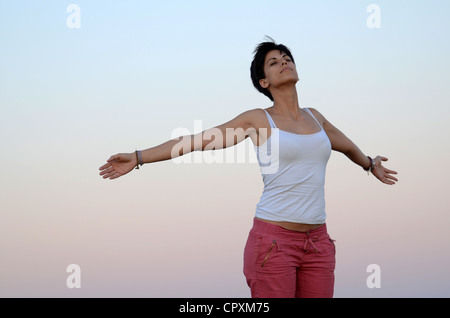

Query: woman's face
[260,50,299,90]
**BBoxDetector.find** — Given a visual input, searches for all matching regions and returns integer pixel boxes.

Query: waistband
[250,218,328,241]
[250,218,330,253]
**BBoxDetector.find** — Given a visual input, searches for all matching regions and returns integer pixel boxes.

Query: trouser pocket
[261,240,277,268]
[255,237,280,273]
[329,238,336,255]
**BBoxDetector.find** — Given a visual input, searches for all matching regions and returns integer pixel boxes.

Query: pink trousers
[243,218,336,298]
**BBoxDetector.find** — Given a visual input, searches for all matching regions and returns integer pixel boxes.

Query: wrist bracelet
[135,151,140,169]
[363,156,375,175]
[135,150,143,169]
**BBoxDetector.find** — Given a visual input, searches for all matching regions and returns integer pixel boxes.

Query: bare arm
[99,109,258,180]
[310,108,398,185]
[141,109,257,163]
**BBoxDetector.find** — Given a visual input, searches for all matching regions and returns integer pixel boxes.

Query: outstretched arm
[99,109,258,180]
[310,108,398,185]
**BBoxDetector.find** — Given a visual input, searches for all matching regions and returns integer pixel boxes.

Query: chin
[284,77,299,86]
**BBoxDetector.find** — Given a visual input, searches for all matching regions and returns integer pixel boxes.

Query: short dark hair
[250,37,295,101]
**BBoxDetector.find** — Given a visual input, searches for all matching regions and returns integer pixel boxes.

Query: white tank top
[254,108,331,224]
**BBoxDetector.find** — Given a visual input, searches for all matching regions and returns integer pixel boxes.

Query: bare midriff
[255,217,324,232]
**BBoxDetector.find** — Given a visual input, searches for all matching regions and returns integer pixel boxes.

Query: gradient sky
[1,0,449,297]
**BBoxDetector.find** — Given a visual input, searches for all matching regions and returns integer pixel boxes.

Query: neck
[270,85,301,119]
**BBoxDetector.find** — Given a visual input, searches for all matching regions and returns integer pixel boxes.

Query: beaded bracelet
[363,156,375,175]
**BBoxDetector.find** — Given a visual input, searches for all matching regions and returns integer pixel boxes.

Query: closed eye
[267,54,292,66]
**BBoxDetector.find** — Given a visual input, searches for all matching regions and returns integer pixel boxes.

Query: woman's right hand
[99,153,137,180]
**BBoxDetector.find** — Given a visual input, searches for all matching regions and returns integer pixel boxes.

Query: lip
[280,67,292,73]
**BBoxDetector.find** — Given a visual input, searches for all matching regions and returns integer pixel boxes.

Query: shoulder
[238,107,269,124]
[222,108,269,132]
[247,107,269,116]
[306,107,323,118]
[241,108,273,135]
[235,107,266,117]
[306,107,327,125]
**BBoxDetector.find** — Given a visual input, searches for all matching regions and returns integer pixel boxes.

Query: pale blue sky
[1,0,450,297]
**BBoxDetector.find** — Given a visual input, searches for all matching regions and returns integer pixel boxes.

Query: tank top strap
[304,108,323,130]
[263,109,277,129]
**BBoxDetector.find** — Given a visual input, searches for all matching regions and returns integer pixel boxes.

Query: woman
[99,39,398,298]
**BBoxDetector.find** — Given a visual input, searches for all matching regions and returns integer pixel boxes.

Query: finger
[99,162,111,171]
[381,176,395,185]
[385,174,398,182]
[380,156,388,162]
[107,154,120,162]
[101,168,115,179]
[99,166,113,176]
[385,169,398,175]
[109,172,122,180]
[103,171,119,179]
[102,172,111,179]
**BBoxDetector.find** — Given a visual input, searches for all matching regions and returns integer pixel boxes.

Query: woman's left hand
[372,156,398,185]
